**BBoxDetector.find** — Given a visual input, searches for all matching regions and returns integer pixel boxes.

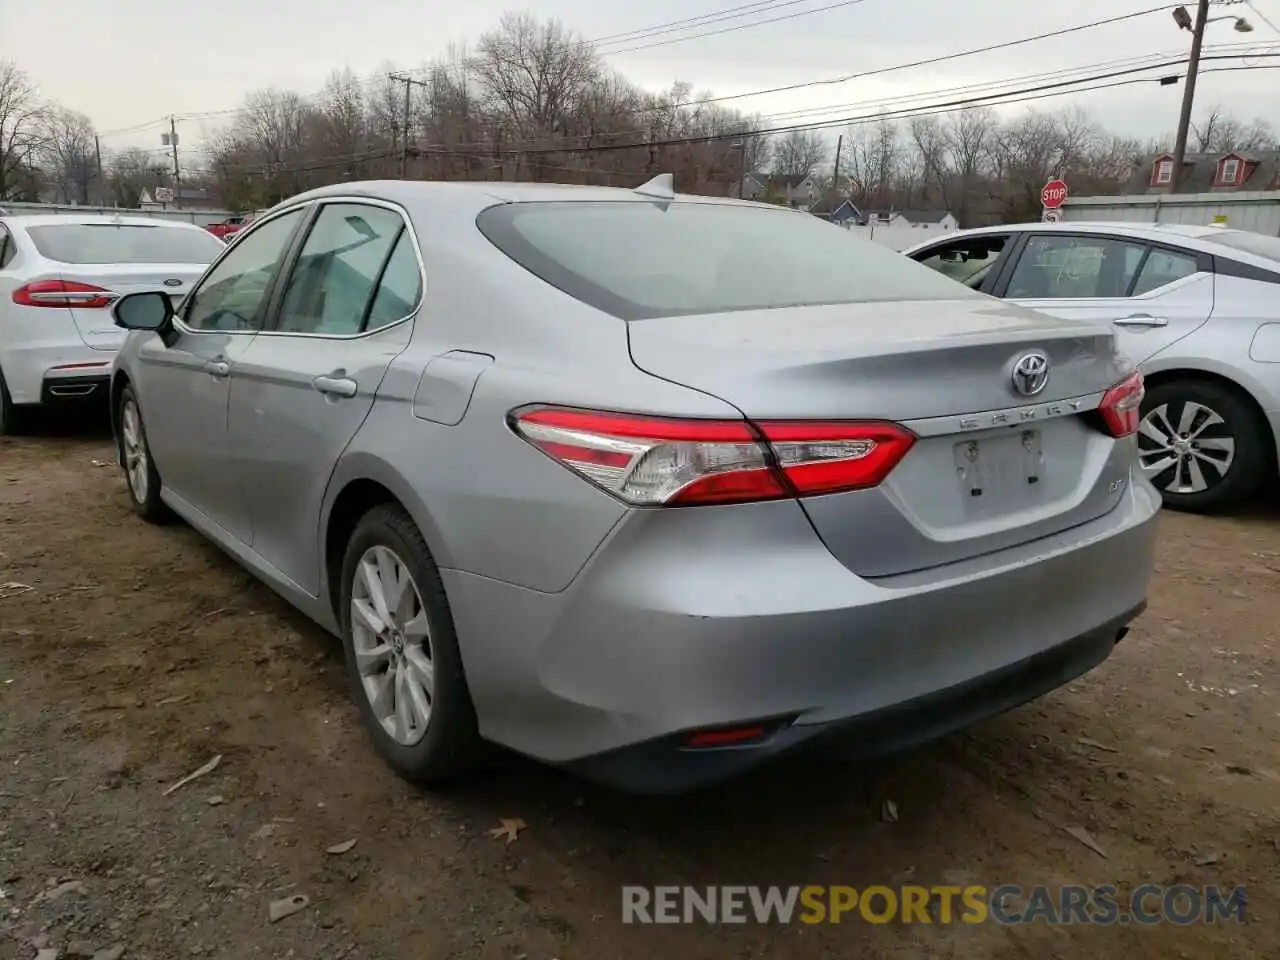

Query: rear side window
[476,201,981,320]
[1131,248,1199,296]
[26,224,227,265]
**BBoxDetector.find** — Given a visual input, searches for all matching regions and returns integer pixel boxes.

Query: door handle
[205,360,230,377]
[1114,314,1169,328]
[313,374,358,398]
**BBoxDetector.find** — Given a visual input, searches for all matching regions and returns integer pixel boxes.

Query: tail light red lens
[1099,370,1144,438]
[12,280,116,309]
[512,407,916,507]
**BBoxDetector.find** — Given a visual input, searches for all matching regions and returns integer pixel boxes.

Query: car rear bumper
[565,603,1142,793]
[1,341,115,406]
[442,473,1160,793]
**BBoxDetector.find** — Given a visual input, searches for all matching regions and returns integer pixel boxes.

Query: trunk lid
[627,298,1135,577]
[61,263,206,351]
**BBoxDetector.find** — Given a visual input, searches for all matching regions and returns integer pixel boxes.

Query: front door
[993,232,1214,365]
[138,207,307,543]
[227,201,424,594]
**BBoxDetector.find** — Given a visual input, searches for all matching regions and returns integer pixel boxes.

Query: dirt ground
[1,413,1277,960]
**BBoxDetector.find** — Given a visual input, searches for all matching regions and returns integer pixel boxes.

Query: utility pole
[169,116,182,208]
[830,134,844,192]
[1170,0,1209,194]
[94,135,103,204]
[391,73,431,179]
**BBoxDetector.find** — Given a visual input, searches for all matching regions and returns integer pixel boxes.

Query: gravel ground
[1,416,1277,960]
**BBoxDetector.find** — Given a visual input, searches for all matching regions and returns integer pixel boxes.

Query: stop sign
[1041,179,1069,210]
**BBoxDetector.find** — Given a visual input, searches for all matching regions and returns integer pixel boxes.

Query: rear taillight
[1099,371,1144,438]
[511,407,915,507]
[12,280,116,309]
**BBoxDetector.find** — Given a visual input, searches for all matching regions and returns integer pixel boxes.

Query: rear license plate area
[954,429,1045,508]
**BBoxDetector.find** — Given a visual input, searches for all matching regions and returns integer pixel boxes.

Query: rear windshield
[476,201,981,320]
[27,223,226,265]
[1210,229,1280,263]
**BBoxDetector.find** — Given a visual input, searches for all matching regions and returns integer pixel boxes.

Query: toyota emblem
[1011,351,1050,397]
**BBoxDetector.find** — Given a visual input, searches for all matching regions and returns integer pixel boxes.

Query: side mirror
[113,291,174,332]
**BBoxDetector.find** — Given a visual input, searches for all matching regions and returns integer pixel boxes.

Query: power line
[96,6,1181,147]
[214,53,1280,181]
[588,0,822,46]
[476,41,1251,152]
[459,51,1280,156]
[597,0,872,54]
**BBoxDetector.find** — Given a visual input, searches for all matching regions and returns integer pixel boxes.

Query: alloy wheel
[350,545,435,747]
[1138,399,1237,495]
[120,399,150,504]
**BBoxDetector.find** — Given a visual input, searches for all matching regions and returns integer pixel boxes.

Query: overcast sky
[3,0,1278,167]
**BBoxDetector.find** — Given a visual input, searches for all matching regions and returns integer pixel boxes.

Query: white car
[0,214,226,433]
[903,222,1280,512]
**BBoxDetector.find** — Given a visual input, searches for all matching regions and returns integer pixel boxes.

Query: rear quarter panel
[1143,272,1280,468]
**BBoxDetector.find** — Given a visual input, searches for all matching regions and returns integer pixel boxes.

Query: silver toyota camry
[107,177,1159,794]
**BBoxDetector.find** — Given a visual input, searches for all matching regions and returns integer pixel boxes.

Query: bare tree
[1192,106,1278,152]
[107,147,167,207]
[945,107,995,226]
[772,129,827,179]
[41,107,97,204]
[0,62,47,201]
[907,115,951,209]
[473,12,598,136]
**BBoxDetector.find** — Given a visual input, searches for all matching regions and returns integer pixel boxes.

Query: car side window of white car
[182,209,305,334]
[275,203,409,336]
[1130,248,1200,297]
[1005,234,1146,300]
[0,226,14,269]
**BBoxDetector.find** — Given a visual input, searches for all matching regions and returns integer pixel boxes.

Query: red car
[205,215,249,241]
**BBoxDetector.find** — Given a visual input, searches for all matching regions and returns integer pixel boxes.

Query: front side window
[477,200,981,321]
[1220,158,1240,183]
[183,209,304,332]
[1005,235,1146,300]
[26,223,226,264]
[276,203,408,335]
[1155,160,1173,184]
[915,235,1009,290]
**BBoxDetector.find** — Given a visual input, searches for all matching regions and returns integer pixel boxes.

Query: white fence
[838,221,958,250]
[0,200,234,228]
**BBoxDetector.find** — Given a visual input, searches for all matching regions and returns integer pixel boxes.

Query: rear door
[227,200,423,594]
[992,231,1214,365]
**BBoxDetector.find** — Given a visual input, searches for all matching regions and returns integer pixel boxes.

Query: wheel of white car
[1138,379,1270,513]
[117,385,171,524]
[339,503,482,785]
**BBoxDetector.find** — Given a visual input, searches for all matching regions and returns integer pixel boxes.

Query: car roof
[277,178,754,214]
[0,213,207,230]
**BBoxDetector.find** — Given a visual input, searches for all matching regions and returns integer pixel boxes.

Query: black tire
[116,385,171,524]
[0,368,29,437]
[1138,378,1271,514]
[339,503,482,785]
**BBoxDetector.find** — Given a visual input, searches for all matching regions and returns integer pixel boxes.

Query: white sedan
[903,222,1280,512]
[0,214,226,433]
